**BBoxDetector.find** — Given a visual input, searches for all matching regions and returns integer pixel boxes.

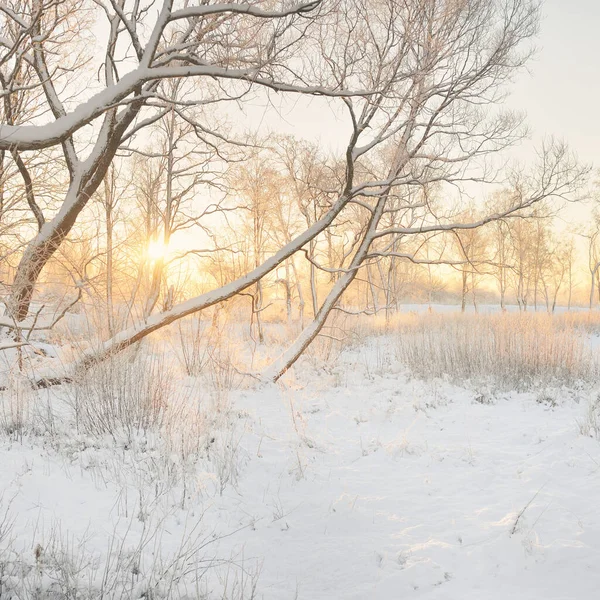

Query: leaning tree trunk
[263,184,389,382]
[262,267,358,382]
[7,102,141,322]
[8,190,84,321]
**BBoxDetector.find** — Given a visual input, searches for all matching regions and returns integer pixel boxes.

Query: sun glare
[147,239,169,261]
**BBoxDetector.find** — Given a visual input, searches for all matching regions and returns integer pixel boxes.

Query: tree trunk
[309,239,318,317]
[7,102,142,322]
[567,261,572,311]
[290,258,304,328]
[254,280,265,344]
[367,264,379,312]
[589,266,598,310]
[327,229,335,282]
[8,193,83,321]
[284,261,292,324]
[264,180,390,381]
[471,271,478,313]
[105,184,115,336]
[461,269,468,312]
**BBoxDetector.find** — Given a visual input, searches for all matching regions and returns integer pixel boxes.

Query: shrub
[65,348,173,440]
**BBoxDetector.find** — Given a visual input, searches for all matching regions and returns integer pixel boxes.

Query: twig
[511,484,546,536]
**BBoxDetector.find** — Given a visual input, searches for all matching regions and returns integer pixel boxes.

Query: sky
[100,0,599,259]
[241,0,600,184]
[507,0,600,171]
[88,0,599,188]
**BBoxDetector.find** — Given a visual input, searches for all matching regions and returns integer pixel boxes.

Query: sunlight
[147,239,169,262]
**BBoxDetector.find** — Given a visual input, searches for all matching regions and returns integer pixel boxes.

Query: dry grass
[63,347,206,455]
[389,311,599,389]
[553,310,600,334]
[66,349,170,439]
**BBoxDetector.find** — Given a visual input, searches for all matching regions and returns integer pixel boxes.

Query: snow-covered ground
[1,331,600,599]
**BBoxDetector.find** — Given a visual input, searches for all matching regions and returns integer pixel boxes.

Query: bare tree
[565,235,576,310]
[508,214,535,311]
[452,210,490,313]
[491,219,512,311]
[0,0,328,322]
[585,213,600,310]
[0,0,587,387]
[231,160,282,343]
[261,0,585,381]
[100,164,120,335]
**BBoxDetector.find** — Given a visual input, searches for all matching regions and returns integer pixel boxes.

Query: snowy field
[1,0,595,597]
[1,311,600,599]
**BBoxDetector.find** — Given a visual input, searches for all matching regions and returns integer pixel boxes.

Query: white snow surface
[1,337,600,599]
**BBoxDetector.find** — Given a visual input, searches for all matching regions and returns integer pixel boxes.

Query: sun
[147,239,169,261]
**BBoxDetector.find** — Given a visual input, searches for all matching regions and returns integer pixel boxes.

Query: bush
[65,348,174,440]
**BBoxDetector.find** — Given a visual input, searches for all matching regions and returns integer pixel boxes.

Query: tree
[490,218,512,311]
[262,0,585,381]
[232,160,281,343]
[507,213,536,311]
[585,212,600,309]
[1,0,327,322]
[0,0,587,386]
[452,210,490,313]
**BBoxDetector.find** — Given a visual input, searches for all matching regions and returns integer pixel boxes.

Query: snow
[222,373,600,599]
[1,334,600,598]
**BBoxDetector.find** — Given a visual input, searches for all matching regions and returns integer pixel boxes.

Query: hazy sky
[507,0,600,171]
[244,1,599,173]
[206,0,600,240]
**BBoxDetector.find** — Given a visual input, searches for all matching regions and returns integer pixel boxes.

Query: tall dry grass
[390,311,599,389]
[66,348,173,439]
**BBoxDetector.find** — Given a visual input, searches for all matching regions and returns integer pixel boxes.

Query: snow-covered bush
[205,343,242,407]
[0,374,56,440]
[0,512,260,599]
[579,393,600,439]
[0,374,32,440]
